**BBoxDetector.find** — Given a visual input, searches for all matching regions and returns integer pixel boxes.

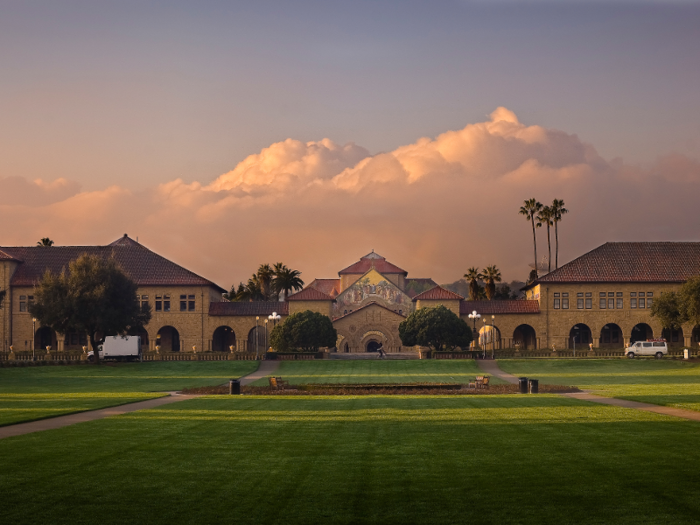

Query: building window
[19,295,27,312]
[554,293,560,309]
[607,298,613,309]
[577,293,583,309]
[188,295,195,311]
[180,295,187,311]
[639,292,645,309]
[585,292,592,309]
[599,293,606,309]
[631,298,637,308]
[562,293,569,309]
[164,294,170,312]
[141,295,149,309]
[647,292,653,308]
[155,294,162,312]
[617,298,623,309]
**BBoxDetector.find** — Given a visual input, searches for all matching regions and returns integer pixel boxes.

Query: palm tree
[481,265,502,300]
[37,238,54,247]
[463,267,483,301]
[550,199,568,269]
[536,206,554,274]
[237,276,265,301]
[519,199,542,278]
[256,264,275,301]
[272,263,305,301]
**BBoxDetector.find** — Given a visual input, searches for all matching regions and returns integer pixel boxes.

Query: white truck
[88,335,142,362]
[625,339,668,359]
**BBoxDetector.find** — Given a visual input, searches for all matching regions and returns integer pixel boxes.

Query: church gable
[332,269,413,319]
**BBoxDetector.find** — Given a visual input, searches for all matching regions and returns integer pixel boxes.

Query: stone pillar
[623,337,630,348]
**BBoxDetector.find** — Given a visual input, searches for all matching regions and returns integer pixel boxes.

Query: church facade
[2,236,700,357]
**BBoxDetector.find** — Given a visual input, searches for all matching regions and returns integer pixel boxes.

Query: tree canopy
[227,262,304,302]
[651,276,700,332]
[270,310,337,352]
[399,305,473,352]
[28,253,151,364]
[37,237,54,246]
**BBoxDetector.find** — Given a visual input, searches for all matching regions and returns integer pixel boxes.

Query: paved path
[240,360,280,386]
[477,359,700,422]
[0,393,197,440]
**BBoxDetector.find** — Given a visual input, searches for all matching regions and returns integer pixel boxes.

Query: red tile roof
[339,251,407,275]
[0,249,20,262]
[287,287,335,301]
[534,242,700,285]
[404,278,438,298]
[460,300,540,315]
[0,235,225,291]
[209,301,288,317]
[307,278,341,298]
[412,286,464,301]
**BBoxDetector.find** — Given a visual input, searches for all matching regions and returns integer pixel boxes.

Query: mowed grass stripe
[1,396,699,524]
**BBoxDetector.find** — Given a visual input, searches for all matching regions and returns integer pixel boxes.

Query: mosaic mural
[332,269,413,319]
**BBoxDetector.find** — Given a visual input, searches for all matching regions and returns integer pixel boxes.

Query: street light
[32,318,37,361]
[467,310,480,352]
[264,319,269,354]
[491,315,496,359]
[268,311,281,327]
[255,316,260,360]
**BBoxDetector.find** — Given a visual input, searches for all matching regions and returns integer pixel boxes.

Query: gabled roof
[412,285,464,302]
[307,278,341,298]
[404,278,438,298]
[531,242,700,286]
[332,300,407,321]
[0,249,20,262]
[209,301,289,317]
[0,235,225,291]
[460,300,540,315]
[287,287,335,301]
[339,251,407,275]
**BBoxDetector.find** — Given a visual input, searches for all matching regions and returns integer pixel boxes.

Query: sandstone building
[1,236,699,356]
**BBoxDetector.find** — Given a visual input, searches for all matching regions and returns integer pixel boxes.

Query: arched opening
[342,341,350,353]
[693,326,700,345]
[662,327,684,347]
[513,324,537,350]
[213,326,236,352]
[599,323,623,347]
[631,323,653,344]
[247,326,266,353]
[127,327,149,352]
[568,324,592,349]
[479,325,502,350]
[35,326,57,350]
[156,326,180,352]
[366,340,382,352]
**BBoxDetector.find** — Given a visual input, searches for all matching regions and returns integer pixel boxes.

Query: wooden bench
[269,377,290,389]
[468,376,490,389]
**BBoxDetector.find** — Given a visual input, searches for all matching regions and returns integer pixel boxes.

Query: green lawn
[250,359,505,386]
[2,395,700,524]
[0,361,258,426]
[498,359,700,411]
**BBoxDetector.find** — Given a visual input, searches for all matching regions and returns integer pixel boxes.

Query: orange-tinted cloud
[1,108,699,289]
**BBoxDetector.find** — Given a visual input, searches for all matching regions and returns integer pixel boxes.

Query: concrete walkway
[477,359,700,422]
[0,393,197,440]
[240,359,280,386]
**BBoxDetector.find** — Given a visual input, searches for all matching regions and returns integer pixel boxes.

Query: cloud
[0,176,81,206]
[1,108,699,289]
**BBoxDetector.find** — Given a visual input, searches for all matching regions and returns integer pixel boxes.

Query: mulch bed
[181,383,581,396]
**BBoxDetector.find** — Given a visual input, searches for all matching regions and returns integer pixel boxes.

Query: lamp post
[255,316,259,360]
[268,311,281,351]
[491,315,496,359]
[482,319,487,359]
[32,318,37,361]
[468,310,480,353]
[264,320,269,354]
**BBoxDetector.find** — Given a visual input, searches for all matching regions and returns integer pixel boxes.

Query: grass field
[0,361,257,426]
[498,359,700,411]
[250,359,505,386]
[2,395,700,524]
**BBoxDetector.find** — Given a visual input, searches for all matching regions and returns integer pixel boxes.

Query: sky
[1,0,699,290]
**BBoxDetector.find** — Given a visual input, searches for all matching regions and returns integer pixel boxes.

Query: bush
[270,310,337,352]
[399,305,473,351]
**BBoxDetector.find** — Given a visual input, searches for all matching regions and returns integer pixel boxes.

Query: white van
[88,335,141,362]
[625,340,667,359]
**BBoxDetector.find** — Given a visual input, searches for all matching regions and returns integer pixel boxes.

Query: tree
[37,238,54,247]
[481,265,502,300]
[519,199,543,278]
[536,205,554,274]
[256,264,275,300]
[28,253,151,364]
[399,305,472,352]
[463,267,483,301]
[651,291,683,330]
[679,276,700,328]
[272,263,304,301]
[550,199,568,269]
[270,310,337,352]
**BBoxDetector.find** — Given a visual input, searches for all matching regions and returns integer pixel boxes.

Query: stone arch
[35,326,57,350]
[513,324,537,350]
[247,326,266,354]
[361,330,387,352]
[661,326,684,347]
[479,324,502,350]
[631,323,653,344]
[599,323,623,347]
[693,325,700,346]
[568,323,592,349]
[212,326,236,352]
[127,326,149,351]
[156,326,180,352]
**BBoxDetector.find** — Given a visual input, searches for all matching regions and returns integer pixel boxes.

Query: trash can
[518,377,528,394]
[528,379,539,394]
[229,379,241,395]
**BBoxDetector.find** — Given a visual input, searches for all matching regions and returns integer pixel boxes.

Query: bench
[468,376,490,389]
[269,377,290,389]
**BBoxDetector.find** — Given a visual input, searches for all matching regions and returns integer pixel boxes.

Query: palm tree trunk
[547,224,552,273]
[531,216,538,277]
[555,221,559,269]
